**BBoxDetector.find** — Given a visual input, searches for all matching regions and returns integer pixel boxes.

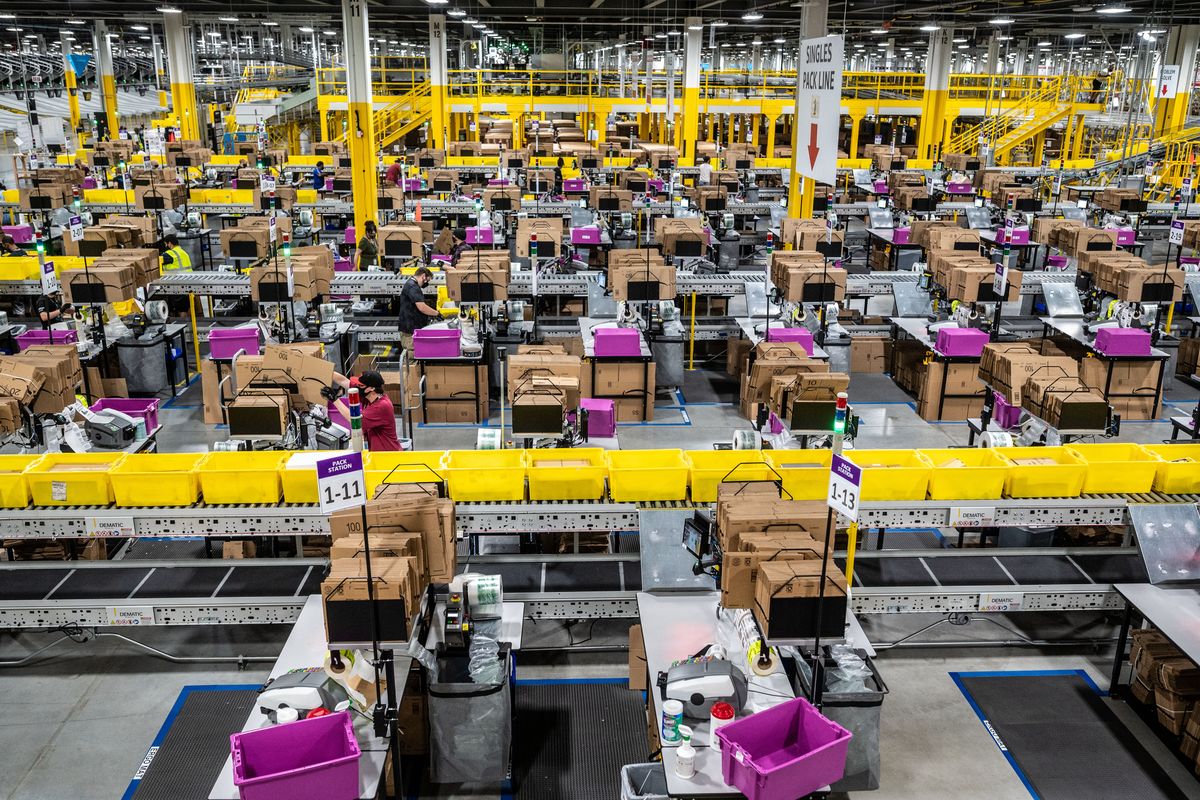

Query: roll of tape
[476,428,502,450]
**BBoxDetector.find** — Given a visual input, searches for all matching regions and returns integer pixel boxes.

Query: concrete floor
[4,358,1200,799]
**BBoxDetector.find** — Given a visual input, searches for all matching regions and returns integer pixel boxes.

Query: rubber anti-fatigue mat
[513,681,647,800]
[129,687,257,800]
[954,671,1187,800]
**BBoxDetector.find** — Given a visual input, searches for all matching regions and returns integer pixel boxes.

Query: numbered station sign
[316,452,367,514]
[828,454,861,522]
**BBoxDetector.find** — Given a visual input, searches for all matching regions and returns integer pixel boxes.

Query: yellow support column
[751,113,761,152]
[1071,114,1086,160]
[152,34,168,111]
[680,17,702,163]
[342,0,378,236]
[1032,131,1046,167]
[163,11,200,140]
[428,15,448,149]
[916,28,952,160]
[765,115,778,159]
[848,115,861,160]
[61,35,81,146]
[1156,26,1199,136]
[95,21,119,138]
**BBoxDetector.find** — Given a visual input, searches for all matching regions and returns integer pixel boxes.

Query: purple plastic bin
[231,710,361,800]
[649,178,665,193]
[1181,256,1200,268]
[82,177,98,190]
[580,397,616,438]
[766,327,814,355]
[946,182,973,194]
[17,329,78,350]
[892,227,911,245]
[487,178,511,187]
[3,224,34,244]
[716,697,852,800]
[1109,227,1136,246]
[993,391,1022,429]
[563,178,587,193]
[209,327,261,360]
[767,412,785,435]
[334,258,354,272]
[402,178,422,191]
[90,398,160,433]
[343,226,356,245]
[1047,254,1069,269]
[571,226,602,245]
[324,177,334,191]
[593,327,642,357]
[935,327,989,357]
[466,226,494,245]
[413,328,462,359]
[997,226,1030,245]
[431,254,452,265]
[1094,327,1151,357]
[872,180,889,194]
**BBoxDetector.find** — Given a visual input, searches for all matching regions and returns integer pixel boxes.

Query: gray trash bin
[796,648,888,792]
[116,330,185,394]
[621,762,670,800]
[428,644,512,784]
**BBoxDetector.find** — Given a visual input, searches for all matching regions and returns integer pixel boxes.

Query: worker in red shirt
[384,158,404,187]
[333,370,403,451]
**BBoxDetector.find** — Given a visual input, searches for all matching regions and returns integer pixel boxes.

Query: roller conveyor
[457,553,640,619]
[844,547,1147,614]
[0,559,325,628]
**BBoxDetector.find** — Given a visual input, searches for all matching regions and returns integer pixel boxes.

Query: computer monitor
[459,282,496,303]
[627,180,647,194]
[175,155,192,168]
[511,401,564,436]
[598,196,621,212]
[92,155,111,167]
[910,197,937,213]
[813,196,829,212]
[531,239,556,258]
[229,240,260,259]
[507,158,525,169]
[68,281,108,305]
[1120,199,1148,213]
[260,155,275,167]
[965,159,982,171]
[815,240,843,258]
[332,179,353,192]
[385,239,414,257]
[626,280,660,302]
[1141,282,1176,303]
[674,239,703,258]
[801,282,837,303]
[377,195,394,211]
[258,279,292,303]
[1016,199,1043,213]
[29,195,54,210]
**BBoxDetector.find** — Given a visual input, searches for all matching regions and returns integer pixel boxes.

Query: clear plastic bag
[827,644,871,693]
[468,634,502,684]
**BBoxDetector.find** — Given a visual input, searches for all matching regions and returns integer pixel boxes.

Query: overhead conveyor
[0,558,324,628]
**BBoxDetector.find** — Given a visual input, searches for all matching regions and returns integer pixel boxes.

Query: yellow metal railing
[947,82,1065,155]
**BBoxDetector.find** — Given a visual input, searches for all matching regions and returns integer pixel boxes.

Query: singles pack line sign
[795,35,844,187]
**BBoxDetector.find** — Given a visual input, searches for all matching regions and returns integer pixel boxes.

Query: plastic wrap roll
[477,429,502,450]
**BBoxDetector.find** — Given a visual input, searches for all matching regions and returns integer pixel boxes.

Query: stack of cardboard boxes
[714,490,845,641]
[1083,254,1185,304]
[248,245,335,302]
[768,372,851,428]
[768,251,846,303]
[322,483,455,649]
[63,263,139,305]
[656,217,707,258]
[737,342,830,420]
[980,342,1080,409]
[516,218,564,259]
[508,345,582,412]
[164,139,213,167]
[608,250,677,301]
[1021,369,1107,430]
[889,339,987,421]
[1080,357,1162,420]
[1032,217,1085,251]
[1097,187,1144,212]
[0,345,82,414]
[134,182,188,211]
[404,361,489,423]
[200,341,326,425]
[1059,227,1118,260]
[1127,629,1200,739]
[220,216,293,264]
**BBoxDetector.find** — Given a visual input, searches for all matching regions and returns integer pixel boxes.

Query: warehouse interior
[2,0,1200,798]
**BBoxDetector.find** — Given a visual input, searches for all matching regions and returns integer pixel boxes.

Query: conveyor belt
[457,554,640,619]
[0,559,324,627]
[844,547,1146,614]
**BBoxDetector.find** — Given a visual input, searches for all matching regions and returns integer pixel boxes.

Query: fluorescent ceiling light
[997,35,1013,41]
[668,29,680,35]
[66,19,85,24]
[427,0,449,5]
[871,28,887,34]
[262,21,278,26]
[688,23,703,30]
[131,24,149,31]
[448,8,466,16]
[920,24,939,31]
[1097,4,1130,10]
[322,30,338,35]
[464,17,477,23]
[299,26,314,32]
[654,32,666,38]
[742,10,763,20]
[1037,40,1051,45]
[957,44,968,49]
[139,35,151,40]
[0,13,14,19]
[711,20,728,27]
[773,37,785,43]
[1064,32,1085,39]
[219,15,238,22]
[989,16,1013,24]
[207,31,221,37]
[156,5,182,13]
[751,38,763,44]
[6,27,23,32]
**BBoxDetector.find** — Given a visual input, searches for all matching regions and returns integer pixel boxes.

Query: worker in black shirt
[397,266,440,353]
[0,235,22,256]
[34,292,73,330]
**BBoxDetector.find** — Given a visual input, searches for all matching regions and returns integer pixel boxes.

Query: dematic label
[106,606,156,626]
[950,507,996,528]
[88,516,136,537]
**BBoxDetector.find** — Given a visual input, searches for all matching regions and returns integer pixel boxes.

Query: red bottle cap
[306,707,331,719]
[711,701,735,720]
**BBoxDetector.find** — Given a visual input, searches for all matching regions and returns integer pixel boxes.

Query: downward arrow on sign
[807,123,820,169]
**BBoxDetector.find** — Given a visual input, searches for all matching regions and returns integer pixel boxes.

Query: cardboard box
[322,556,421,643]
[1114,266,1185,304]
[1062,227,1117,257]
[1178,338,1200,378]
[63,265,137,304]
[979,344,1078,405]
[0,358,47,404]
[329,494,454,583]
[134,182,187,210]
[656,217,706,257]
[851,337,887,374]
[609,258,677,301]
[516,218,564,258]
[222,540,257,559]
[482,186,521,211]
[226,393,290,438]
[629,624,647,691]
[445,263,509,302]
[775,265,847,304]
[717,498,835,549]
[721,532,830,609]
[925,228,981,253]
[589,187,634,213]
[752,559,849,641]
[1079,357,1162,419]
[1022,374,1107,429]
[329,532,428,585]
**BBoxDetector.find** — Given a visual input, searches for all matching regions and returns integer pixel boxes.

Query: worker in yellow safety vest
[160,234,192,273]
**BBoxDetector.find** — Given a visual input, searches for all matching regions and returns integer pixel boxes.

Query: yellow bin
[528,449,608,501]
[0,454,41,508]
[197,451,287,504]
[1066,443,1159,495]
[280,451,363,504]
[111,453,206,506]
[606,450,689,502]
[919,449,1010,501]
[443,450,528,501]
[365,450,449,497]
[764,450,833,501]
[845,450,933,501]
[1142,444,1200,494]
[26,453,126,506]
[994,446,1087,498]
[686,450,775,503]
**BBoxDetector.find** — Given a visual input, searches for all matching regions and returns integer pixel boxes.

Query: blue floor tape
[121,684,259,800]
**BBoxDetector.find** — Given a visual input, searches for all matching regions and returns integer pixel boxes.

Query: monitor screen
[507,159,524,169]
[531,239,556,258]
[175,156,193,167]
[418,157,436,168]
[377,195,394,211]
[627,180,647,194]
[1016,199,1042,212]
[258,279,292,303]
[581,158,599,169]
[142,195,167,210]
[433,180,453,192]
[79,239,108,258]
[385,239,414,257]
[801,282,837,303]
[69,281,108,305]
[332,179,353,192]
[92,155,111,167]
[29,196,53,210]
